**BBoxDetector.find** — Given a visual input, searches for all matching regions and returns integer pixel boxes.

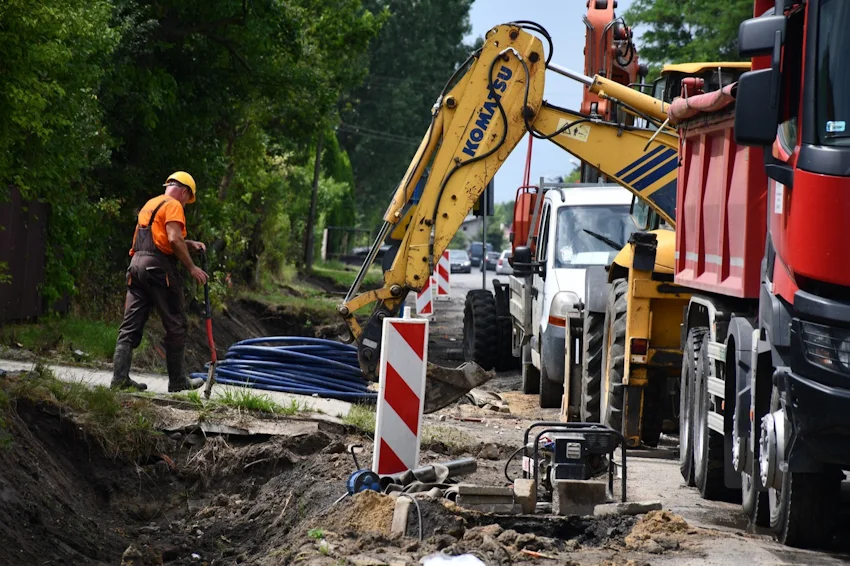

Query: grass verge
[1,314,152,364]
[311,260,383,290]
[0,362,162,459]
[342,404,376,435]
[175,388,309,417]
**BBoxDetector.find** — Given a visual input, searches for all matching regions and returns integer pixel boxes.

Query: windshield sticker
[826,121,846,134]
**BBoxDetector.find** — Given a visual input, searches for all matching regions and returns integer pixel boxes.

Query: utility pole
[304,132,324,271]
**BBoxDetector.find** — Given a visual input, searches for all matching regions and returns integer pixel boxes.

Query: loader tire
[496,317,518,371]
[601,279,627,435]
[580,311,604,422]
[463,290,499,371]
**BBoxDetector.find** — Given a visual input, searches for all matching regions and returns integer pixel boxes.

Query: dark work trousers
[116,253,187,351]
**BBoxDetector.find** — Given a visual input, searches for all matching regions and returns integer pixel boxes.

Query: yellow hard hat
[164,171,197,203]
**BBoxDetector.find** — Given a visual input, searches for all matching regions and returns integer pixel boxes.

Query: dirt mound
[319,491,396,535]
[625,510,699,554]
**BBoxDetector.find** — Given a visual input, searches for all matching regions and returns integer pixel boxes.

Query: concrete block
[593,500,662,517]
[456,495,514,506]
[513,479,536,515]
[552,479,608,516]
[391,497,412,536]
[459,502,522,514]
[456,484,514,497]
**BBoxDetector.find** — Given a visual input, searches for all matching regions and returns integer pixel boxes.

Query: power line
[336,123,422,146]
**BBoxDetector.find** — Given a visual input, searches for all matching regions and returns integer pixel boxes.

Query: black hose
[504,445,526,483]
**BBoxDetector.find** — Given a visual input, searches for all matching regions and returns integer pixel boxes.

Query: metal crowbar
[201,251,217,399]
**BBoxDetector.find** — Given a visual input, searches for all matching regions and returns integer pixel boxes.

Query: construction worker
[111,172,209,392]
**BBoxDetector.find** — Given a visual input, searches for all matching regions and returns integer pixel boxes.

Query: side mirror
[734,69,779,146]
[738,15,785,57]
[512,246,534,278]
[630,196,651,231]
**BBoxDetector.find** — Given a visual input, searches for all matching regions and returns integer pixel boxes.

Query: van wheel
[463,290,498,370]
[539,349,563,409]
[580,311,604,422]
[601,279,627,434]
[521,343,540,394]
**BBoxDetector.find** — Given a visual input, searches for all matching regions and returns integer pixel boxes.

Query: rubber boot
[110,343,147,391]
[166,347,204,392]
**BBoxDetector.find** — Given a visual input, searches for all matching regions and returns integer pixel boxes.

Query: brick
[456,495,514,506]
[593,500,662,517]
[551,479,608,516]
[391,497,412,536]
[513,479,536,515]
[459,502,522,514]
[456,484,514,497]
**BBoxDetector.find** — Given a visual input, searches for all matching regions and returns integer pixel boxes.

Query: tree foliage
[1,0,383,305]
[338,0,476,226]
[625,0,753,71]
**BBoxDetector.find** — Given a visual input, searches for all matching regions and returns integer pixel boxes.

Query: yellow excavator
[337,21,681,416]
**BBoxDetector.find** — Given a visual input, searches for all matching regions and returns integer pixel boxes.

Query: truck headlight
[801,321,850,372]
[551,291,580,318]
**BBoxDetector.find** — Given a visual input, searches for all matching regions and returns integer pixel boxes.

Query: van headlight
[551,291,580,318]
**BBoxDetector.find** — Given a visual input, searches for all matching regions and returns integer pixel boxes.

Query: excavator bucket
[423,361,495,414]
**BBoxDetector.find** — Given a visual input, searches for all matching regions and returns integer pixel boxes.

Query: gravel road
[411,270,850,565]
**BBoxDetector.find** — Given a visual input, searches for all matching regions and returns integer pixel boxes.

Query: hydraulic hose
[191,337,377,403]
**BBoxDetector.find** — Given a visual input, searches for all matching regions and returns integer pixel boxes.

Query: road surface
[417,270,850,565]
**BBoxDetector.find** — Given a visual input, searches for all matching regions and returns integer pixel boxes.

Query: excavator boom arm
[339,24,676,385]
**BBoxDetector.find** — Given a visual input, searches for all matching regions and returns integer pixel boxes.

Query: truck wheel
[496,318,519,371]
[739,358,770,527]
[601,279,627,434]
[693,333,734,501]
[680,328,706,486]
[521,343,540,394]
[764,386,839,547]
[580,311,604,422]
[463,290,498,371]
[538,348,563,409]
[739,404,769,527]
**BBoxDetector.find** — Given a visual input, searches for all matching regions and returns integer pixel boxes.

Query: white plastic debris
[420,555,486,566]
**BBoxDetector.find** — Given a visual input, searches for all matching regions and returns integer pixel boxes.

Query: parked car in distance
[468,241,493,267]
[480,251,500,271]
[448,249,472,273]
[495,250,513,275]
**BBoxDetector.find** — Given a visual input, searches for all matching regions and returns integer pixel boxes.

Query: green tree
[625,0,752,72]
[1,0,383,305]
[0,0,120,302]
[338,0,476,226]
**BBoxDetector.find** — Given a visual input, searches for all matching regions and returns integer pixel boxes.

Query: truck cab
[510,181,637,409]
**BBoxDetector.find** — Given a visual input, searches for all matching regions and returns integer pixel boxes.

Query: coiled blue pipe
[191,336,376,402]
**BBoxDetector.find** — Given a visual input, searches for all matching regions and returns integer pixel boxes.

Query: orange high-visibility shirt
[129,195,186,256]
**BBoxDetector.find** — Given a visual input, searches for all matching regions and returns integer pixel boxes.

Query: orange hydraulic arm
[579,1,646,182]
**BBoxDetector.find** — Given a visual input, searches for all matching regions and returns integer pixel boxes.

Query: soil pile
[625,510,700,554]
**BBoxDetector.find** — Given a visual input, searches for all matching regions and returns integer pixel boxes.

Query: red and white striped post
[415,276,434,317]
[435,250,450,300]
[373,317,429,475]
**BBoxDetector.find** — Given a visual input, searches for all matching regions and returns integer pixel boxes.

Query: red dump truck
[673,0,850,548]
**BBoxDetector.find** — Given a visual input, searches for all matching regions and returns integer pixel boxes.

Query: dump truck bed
[673,104,769,299]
